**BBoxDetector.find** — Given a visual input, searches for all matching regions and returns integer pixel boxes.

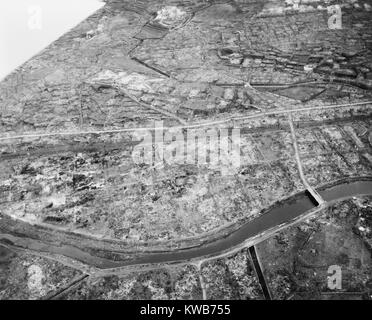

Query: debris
[304,64,316,72]
[154,6,188,28]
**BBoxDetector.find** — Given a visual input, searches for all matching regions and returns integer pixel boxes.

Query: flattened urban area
[0,0,371,300]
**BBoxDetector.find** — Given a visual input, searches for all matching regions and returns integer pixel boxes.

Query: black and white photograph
[0,0,371,308]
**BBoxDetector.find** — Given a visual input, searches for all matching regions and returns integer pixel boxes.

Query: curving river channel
[1,179,371,269]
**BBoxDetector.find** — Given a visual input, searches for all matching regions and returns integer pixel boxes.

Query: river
[0,179,371,269]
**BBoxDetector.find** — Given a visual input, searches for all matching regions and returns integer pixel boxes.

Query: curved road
[0,179,371,269]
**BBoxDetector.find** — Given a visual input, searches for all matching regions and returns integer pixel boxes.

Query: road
[0,100,370,141]
[1,179,371,273]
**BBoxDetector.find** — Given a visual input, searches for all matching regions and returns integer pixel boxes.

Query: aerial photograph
[0,0,371,308]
